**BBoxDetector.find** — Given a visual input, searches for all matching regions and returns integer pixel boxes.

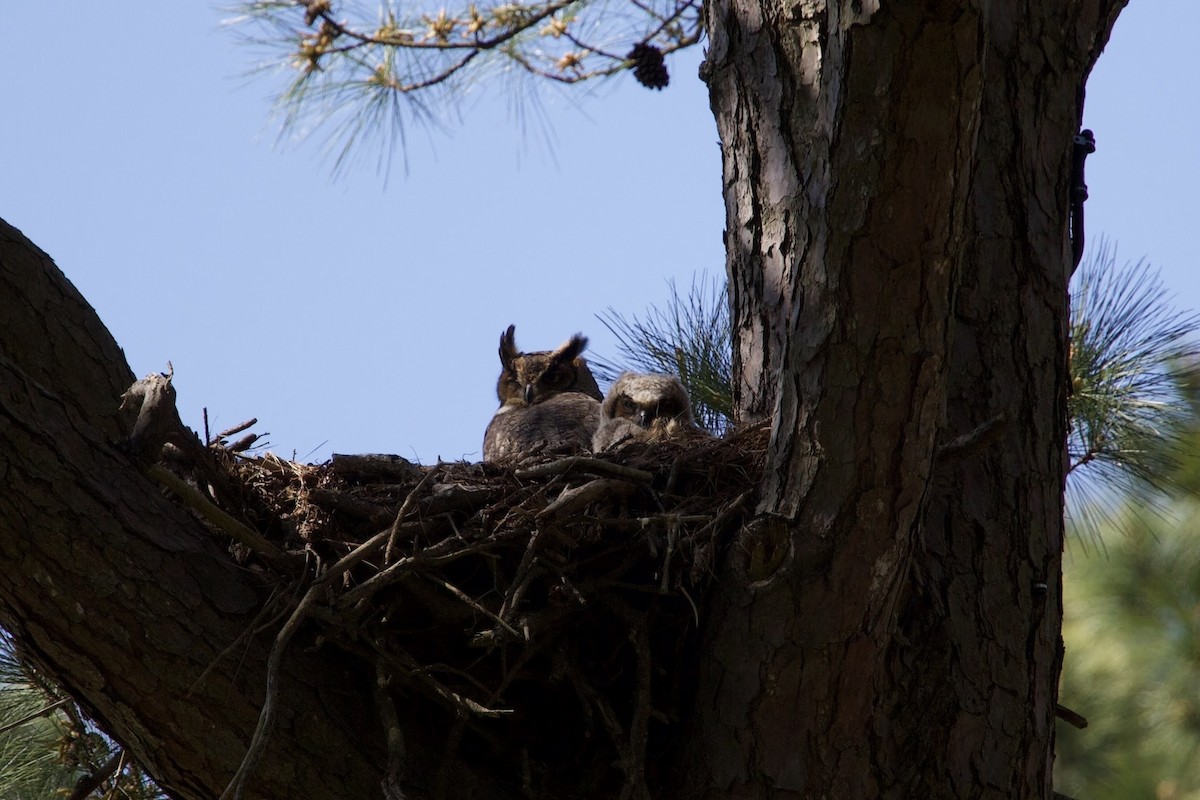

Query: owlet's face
[604,373,694,429]
[613,391,687,427]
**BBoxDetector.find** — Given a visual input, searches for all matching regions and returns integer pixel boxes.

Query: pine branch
[593,272,734,435]
[225,0,703,172]
[1066,238,1200,540]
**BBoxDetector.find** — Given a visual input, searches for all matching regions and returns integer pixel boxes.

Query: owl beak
[637,409,653,427]
[524,385,536,404]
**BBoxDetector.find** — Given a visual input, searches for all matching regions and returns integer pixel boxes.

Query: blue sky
[2,3,1195,464]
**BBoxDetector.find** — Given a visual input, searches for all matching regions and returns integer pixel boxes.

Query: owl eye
[619,397,638,416]
[543,369,570,388]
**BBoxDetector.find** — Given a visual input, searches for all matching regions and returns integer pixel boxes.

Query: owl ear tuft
[499,325,519,368]
[552,334,589,364]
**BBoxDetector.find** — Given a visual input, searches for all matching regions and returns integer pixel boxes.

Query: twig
[306,487,395,527]
[539,478,637,518]
[665,454,684,495]
[380,644,514,719]
[690,490,753,583]
[416,674,514,718]
[314,0,575,53]
[433,720,468,800]
[569,668,629,772]
[514,456,653,483]
[215,418,258,442]
[385,469,440,564]
[226,433,260,454]
[375,660,407,800]
[66,750,122,800]
[498,529,545,623]
[317,473,440,588]
[590,514,711,531]
[147,464,291,568]
[555,574,588,607]
[698,490,753,536]
[621,612,654,800]
[433,639,538,800]
[937,412,1009,460]
[0,697,69,735]
[679,584,700,627]
[217,473,436,800]
[433,634,550,797]
[98,749,128,800]
[188,584,296,696]
[521,749,534,798]
[339,535,505,609]
[423,482,498,515]
[329,453,424,483]
[425,574,522,641]
[219,582,325,800]
[1056,703,1088,729]
[658,516,680,592]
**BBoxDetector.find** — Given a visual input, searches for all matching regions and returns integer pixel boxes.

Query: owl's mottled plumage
[483,325,603,463]
[592,372,701,451]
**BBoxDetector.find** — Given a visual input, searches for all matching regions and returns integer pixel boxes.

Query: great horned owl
[592,372,701,451]
[482,325,603,463]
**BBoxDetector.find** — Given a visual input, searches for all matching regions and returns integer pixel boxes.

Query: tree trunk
[682,1,1123,797]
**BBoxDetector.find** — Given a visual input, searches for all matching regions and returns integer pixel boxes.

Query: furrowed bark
[678,2,1125,797]
[891,4,1127,797]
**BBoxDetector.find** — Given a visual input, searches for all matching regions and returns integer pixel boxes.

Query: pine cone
[627,43,669,90]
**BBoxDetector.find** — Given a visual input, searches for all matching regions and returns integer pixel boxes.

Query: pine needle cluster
[0,632,165,800]
[591,273,733,435]
[1067,240,1200,523]
[225,0,703,172]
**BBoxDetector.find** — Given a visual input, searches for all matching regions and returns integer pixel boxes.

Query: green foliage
[1058,249,1200,794]
[1068,241,1200,496]
[0,633,165,800]
[1066,242,1200,544]
[0,698,70,799]
[1057,502,1200,799]
[0,634,77,800]
[591,273,733,434]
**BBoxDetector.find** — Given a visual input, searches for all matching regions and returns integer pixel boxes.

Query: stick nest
[195,423,768,799]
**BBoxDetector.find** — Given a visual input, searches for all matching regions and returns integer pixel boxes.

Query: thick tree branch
[0,219,513,800]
